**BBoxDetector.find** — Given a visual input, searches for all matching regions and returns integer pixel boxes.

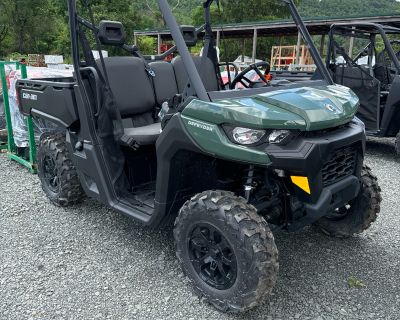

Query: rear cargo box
[16,77,79,127]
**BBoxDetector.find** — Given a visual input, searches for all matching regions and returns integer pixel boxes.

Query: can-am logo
[187,120,213,132]
[324,103,340,114]
[22,92,38,101]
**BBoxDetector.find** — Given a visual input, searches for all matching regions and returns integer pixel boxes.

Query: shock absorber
[244,165,255,202]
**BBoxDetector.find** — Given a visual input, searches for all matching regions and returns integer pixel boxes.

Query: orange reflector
[290,176,311,194]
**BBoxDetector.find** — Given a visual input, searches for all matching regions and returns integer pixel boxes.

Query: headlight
[223,126,296,146]
[231,127,266,145]
[268,130,292,144]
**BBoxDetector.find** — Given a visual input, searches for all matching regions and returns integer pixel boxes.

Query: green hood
[182,84,359,131]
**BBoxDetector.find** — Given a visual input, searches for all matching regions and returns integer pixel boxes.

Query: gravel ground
[0,138,399,320]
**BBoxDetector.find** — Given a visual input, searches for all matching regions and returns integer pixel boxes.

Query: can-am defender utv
[16,0,381,313]
[326,23,400,154]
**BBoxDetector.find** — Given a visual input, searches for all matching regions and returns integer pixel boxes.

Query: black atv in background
[275,23,400,155]
[265,20,400,155]
[326,23,400,154]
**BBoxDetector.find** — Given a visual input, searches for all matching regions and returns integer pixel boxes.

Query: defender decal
[187,120,213,132]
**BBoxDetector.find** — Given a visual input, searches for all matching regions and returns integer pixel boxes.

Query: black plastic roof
[135,15,400,39]
[331,22,400,35]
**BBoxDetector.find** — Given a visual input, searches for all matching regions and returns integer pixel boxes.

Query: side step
[130,181,156,215]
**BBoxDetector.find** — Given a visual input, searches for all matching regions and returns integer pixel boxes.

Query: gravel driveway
[0,138,399,320]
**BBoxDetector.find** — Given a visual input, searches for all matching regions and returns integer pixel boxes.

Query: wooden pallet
[27,54,45,67]
[270,45,314,70]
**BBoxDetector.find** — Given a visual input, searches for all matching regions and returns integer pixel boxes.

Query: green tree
[298,0,400,18]
[0,0,59,55]
[1,0,399,60]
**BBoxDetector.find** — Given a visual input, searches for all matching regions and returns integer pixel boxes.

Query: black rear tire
[395,131,400,156]
[174,190,279,313]
[38,133,85,206]
[315,165,381,238]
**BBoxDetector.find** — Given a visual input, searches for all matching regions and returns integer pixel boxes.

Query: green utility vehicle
[16,0,381,312]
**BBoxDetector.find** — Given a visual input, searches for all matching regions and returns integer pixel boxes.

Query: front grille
[321,147,357,186]
[302,124,349,138]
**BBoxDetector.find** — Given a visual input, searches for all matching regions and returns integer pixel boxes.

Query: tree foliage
[0,0,399,60]
[0,0,61,56]
[298,0,400,18]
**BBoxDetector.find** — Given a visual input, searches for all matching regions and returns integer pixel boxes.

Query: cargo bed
[16,77,79,128]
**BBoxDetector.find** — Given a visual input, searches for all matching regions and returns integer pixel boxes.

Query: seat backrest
[374,63,395,90]
[97,56,156,118]
[333,65,368,88]
[334,65,380,131]
[149,61,179,105]
[172,56,219,93]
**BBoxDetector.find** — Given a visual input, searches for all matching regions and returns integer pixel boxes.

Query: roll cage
[67,0,333,107]
[326,22,400,136]
[327,23,400,73]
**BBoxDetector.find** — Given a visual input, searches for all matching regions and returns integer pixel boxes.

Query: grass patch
[347,276,366,288]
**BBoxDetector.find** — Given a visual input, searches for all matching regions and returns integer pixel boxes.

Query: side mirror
[98,20,126,46]
[180,25,197,47]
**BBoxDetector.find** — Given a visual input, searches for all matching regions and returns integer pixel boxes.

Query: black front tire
[315,165,381,238]
[38,133,85,206]
[174,190,279,313]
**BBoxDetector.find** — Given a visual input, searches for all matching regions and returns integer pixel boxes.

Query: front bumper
[288,175,360,230]
[265,121,365,205]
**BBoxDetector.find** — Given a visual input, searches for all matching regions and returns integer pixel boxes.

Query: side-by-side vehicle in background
[16,0,381,312]
[326,23,400,154]
[271,21,400,154]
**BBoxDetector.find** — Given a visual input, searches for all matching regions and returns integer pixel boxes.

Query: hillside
[173,0,400,25]
[298,0,400,18]
[1,0,399,58]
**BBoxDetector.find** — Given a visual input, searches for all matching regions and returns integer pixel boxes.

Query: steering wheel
[230,61,271,89]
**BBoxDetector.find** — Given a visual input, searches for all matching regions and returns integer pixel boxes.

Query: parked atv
[325,22,400,155]
[16,0,381,313]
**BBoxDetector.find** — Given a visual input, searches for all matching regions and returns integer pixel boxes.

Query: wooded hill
[0,0,399,59]
[299,0,400,18]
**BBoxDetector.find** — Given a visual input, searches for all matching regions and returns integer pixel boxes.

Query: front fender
[181,115,271,165]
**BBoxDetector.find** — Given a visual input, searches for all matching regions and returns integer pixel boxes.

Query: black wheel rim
[188,223,237,290]
[42,155,60,193]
